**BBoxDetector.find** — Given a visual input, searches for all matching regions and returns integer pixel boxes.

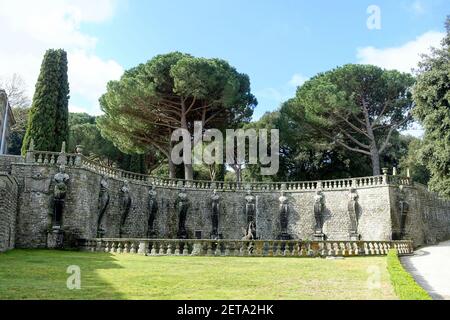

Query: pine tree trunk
[184,163,194,180]
[168,157,176,179]
[180,101,194,181]
[370,145,381,176]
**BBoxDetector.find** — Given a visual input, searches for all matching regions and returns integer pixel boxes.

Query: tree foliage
[0,73,30,108]
[21,49,70,154]
[98,52,256,179]
[290,64,415,175]
[68,113,163,174]
[7,106,29,155]
[245,101,420,182]
[413,17,450,197]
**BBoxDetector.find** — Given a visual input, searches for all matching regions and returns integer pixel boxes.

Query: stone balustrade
[25,150,80,167]
[18,149,414,191]
[80,239,414,257]
[82,155,411,191]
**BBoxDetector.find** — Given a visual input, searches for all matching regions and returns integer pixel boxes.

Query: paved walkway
[401,240,450,300]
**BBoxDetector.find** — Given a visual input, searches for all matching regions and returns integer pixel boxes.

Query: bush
[387,249,431,300]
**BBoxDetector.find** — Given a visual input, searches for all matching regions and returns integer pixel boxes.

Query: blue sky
[0,0,448,124]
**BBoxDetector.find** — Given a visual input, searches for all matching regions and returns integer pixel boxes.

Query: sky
[0,0,448,136]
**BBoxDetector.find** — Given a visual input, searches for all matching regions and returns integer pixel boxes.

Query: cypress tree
[54,50,70,152]
[22,49,70,155]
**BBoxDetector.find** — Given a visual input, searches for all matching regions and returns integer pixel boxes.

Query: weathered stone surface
[0,173,17,252]
[0,154,449,250]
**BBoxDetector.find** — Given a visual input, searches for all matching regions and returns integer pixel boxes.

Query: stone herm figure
[398,188,409,238]
[313,189,325,235]
[210,189,220,239]
[279,191,289,233]
[244,189,257,239]
[278,191,291,240]
[147,185,158,238]
[97,176,110,238]
[245,189,256,222]
[52,164,70,227]
[242,221,256,240]
[176,188,189,239]
[119,180,132,238]
[348,187,360,239]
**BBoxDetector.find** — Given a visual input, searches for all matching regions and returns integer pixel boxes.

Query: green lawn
[0,249,398,300]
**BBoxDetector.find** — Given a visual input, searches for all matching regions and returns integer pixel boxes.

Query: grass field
[0,249,399,300]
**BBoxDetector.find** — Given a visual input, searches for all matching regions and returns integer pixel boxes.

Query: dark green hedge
[387,249,431,300]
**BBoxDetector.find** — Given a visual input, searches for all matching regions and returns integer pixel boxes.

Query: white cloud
[0,0,123,115]
[255,73,310,118]
[411,0,426,15]
[356,31,445,73]
[288,73,308,87]
[68,51,123,114]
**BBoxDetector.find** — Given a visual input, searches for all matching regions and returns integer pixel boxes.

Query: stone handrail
[25,150,80,167]
[80,155,412,191]
[18,149,413,191]
[80,238,414,257]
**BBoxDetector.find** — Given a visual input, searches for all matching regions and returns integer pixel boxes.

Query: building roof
[0,89,16,126]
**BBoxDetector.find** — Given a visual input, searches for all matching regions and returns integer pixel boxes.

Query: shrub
[387,249,431,300]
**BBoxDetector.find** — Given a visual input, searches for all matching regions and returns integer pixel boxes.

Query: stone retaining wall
[0,172,18,252]
[2,151,450,249]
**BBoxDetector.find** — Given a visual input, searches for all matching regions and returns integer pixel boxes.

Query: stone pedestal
[277,232,292,240]
[350,232,360,241]
[97,228,105,239]
[191,243,202,256]
[177,229,187,239]
[314,232,325,241]
[47,227,64,249]
[210,233,223,240]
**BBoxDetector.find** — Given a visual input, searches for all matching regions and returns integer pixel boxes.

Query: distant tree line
[2,17,449,198]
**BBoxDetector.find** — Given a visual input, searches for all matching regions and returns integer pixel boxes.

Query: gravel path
[401,240,450,300]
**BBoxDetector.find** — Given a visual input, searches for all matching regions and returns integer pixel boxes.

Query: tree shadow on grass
[0,249,126,300]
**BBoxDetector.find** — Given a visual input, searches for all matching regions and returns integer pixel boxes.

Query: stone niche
[3,158,450,249]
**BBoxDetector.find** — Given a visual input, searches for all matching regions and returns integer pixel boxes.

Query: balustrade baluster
[340,243,346,256]
[182,242,189,255]
[159,242,166,255]
[206,242,213,256]
[374,243,380,255]
[291,242,298,256]
[138,241,148,255]
[130,242,136,254]
[224,243,231,256]
[369,242,375,255]
[215,242,222,256]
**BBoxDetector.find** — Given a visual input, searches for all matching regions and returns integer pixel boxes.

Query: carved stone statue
[97,177,110,238]
[119,180,132,238]
[348,187,360,239]
[176,188,189,239]
[147,185,158,238]
[242,221,256,240]
[278,191,291,240]
[52,164,69,227]
[398,188,409,238]
[313,189,325,237]
[244,190,256,239]
[210,189,220,239]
